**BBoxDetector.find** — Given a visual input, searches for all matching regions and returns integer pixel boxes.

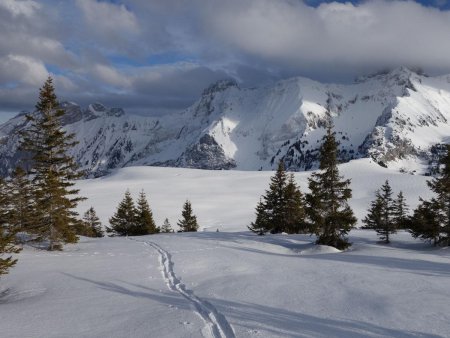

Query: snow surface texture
[2,67,450,176]
[1,232,449,337]
[1,161,450,337]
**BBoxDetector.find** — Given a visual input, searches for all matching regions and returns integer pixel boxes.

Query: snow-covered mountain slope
[2,67,450,177]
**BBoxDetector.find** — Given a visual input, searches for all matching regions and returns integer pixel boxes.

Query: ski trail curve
[144,241,235,338]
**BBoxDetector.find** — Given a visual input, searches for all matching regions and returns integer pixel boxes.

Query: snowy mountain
[1,67,450,177]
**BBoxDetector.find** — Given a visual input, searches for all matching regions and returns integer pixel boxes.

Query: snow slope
[75,158,432,231]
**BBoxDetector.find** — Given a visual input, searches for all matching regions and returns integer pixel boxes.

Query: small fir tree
[160,218,174,233]
[19,77,85,250]
[135,190,157,235]
[107,190,137,236]
[305,124,356,249]
[393,191,409,229]
[363,180,397,243]
[248,198,269,235]
[82,207,104,238]
[250,162,307,234]
[177,200,199,232]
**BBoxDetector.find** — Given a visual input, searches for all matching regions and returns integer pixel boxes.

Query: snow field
[1,160,449,337]
[75,158,432,232]
[1,230,449,337]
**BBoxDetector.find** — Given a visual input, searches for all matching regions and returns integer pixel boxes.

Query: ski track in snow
[136,239,235,338]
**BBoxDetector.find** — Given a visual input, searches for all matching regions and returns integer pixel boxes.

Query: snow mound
[298,245,342,255]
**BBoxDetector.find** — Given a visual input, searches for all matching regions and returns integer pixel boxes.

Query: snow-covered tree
[160,218,173,233]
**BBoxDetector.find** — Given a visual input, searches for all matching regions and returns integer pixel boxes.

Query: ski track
[136,239,235,338]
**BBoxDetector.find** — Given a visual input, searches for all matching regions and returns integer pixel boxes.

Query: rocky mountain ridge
[1,67,450,177]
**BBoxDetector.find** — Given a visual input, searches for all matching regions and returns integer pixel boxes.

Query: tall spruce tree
[178,200,199,232]
[363,180,397,243]
[305,124,356,249]
[135,190,157,235]
[82,207,104,238]
[160,218,173,233]
[411,145,450,246]
[107,190,136,236]
[19,77,84,250]
[0,178,21,277]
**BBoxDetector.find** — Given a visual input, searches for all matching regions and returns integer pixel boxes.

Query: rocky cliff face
[1,67,450,177]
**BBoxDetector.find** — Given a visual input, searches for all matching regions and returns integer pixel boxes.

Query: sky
[1,0,450,122]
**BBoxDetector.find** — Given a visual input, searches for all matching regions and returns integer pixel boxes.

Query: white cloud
[76,0,140,49]
[0,54,48,86]
[2,0,450,116]
[0,0,40,18]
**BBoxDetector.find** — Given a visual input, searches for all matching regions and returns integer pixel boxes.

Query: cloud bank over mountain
[1,0,450,117]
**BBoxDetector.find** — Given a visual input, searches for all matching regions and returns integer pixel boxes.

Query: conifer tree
[107,190,136,236]
[135,190,157,235]
[363,180,397,243]
[305,124,356,249]
[264,161,288,233]
[160,218,173,233]
[248,198,269,235]
[0,178,21,277]
[82,207,104,238]
[7,167,34,236]
[284,174,307,234]
[393,191,409,229]
[177,200,199,232]
[410,199,441,245]
[250,164,307,234]
[19,77,85,250]
[411,145,450,246]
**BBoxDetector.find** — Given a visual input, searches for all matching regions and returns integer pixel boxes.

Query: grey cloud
[2,0,450,119]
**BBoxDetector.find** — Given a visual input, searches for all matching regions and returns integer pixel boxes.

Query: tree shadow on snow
[60,273,442,338]
[209,298,443,338]
[60,272,191,311]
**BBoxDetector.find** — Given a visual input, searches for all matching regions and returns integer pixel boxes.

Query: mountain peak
[355,66,425,84]
[202,79,239,96]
